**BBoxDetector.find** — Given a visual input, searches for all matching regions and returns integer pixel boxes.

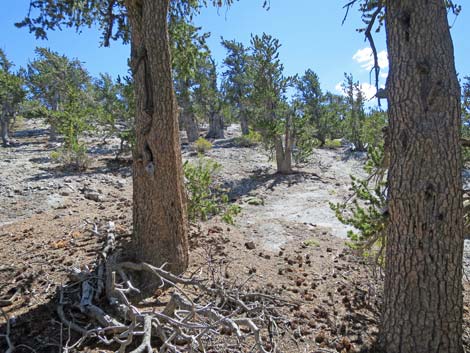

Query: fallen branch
[55,222,287,353]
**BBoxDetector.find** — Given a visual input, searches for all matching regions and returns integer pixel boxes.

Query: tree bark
[274,116,293,174]
[49,93,60,141]
[181,108,199,143]
[274,137,292,174]
[206,112,224,139]
[380,1,464,352]
[1,102,13,146]
[239,111,249,135]
[1,113,10,146]
[179,83,199,143]
[126,0,189,283]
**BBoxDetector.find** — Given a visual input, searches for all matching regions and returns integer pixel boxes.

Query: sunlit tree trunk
[274,114,293,174]
[239,110,249,135]
[380,1,464,352]
[1,108,10,146]
[206,112,224,139]
[179,82,199,143]
[181,108,199,143]
[125,0,189,286]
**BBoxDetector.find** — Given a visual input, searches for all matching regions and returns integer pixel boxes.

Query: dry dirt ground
[1,120,470,352]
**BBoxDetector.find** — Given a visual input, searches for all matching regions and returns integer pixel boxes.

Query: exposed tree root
[55,221,290,352]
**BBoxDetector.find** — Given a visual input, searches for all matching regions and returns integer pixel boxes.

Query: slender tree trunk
[274,139,292,174]
[1,114,10,146]
[126,0,189,283]
[380,1,463,352]
[179,84,199,143]
[239,110,249,135]
[1,102,13,146]
[206,112,224,139]
[274,134,292,174]
[49,94,60,141]
[181,108,199,143]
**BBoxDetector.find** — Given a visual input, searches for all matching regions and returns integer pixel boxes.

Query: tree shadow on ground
[0,299,62,353]
[340,149,368,162]
[0,279,145,353]
[211,137,252,149]
[87,144,120,156]
[223,168,326,201]
[25,158,132,183]
[12,128,49,139]
[29,157,51,164]
[1,139,48,152]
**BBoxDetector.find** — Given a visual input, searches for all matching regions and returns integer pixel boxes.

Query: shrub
[194,137,212,154]
[292,130,318,164]
[303,239,320,247]
[324,139,342,149]
[234,130,262,147]
[222,204,242,225]
[330,146,388,265]
[51,142,91,170]
[184,157,240,223]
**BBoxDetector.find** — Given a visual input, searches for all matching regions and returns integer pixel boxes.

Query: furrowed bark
[380,1,464,352]
[125,0,189,289]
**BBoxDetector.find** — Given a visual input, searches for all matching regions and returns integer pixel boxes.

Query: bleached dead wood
[55,222,289,353]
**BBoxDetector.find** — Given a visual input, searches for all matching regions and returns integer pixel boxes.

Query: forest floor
[1,120,470,353]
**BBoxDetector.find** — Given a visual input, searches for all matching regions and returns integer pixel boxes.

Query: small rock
[84,192,105,202]
[245,241,256,250]
[245,196,264,206]
[315,332,327,344]
[248,267,257,274]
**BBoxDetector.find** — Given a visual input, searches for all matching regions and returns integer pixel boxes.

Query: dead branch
[55,222,287,353]
[0,289,20,307]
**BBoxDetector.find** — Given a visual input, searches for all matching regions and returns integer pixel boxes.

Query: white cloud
[352,47,389,71]
[335,82,343,94]
[358,83,377,100]
[334,81,378,100]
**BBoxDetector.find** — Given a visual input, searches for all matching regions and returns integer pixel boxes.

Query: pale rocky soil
[1,120,469,352]
[205,135,366,251]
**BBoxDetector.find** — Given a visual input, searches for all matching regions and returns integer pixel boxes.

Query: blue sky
[1,1,469,104]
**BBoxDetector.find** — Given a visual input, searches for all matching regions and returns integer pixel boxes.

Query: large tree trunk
[380,1,463,352]
[206,112,224,139]
[126,0,189,283]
